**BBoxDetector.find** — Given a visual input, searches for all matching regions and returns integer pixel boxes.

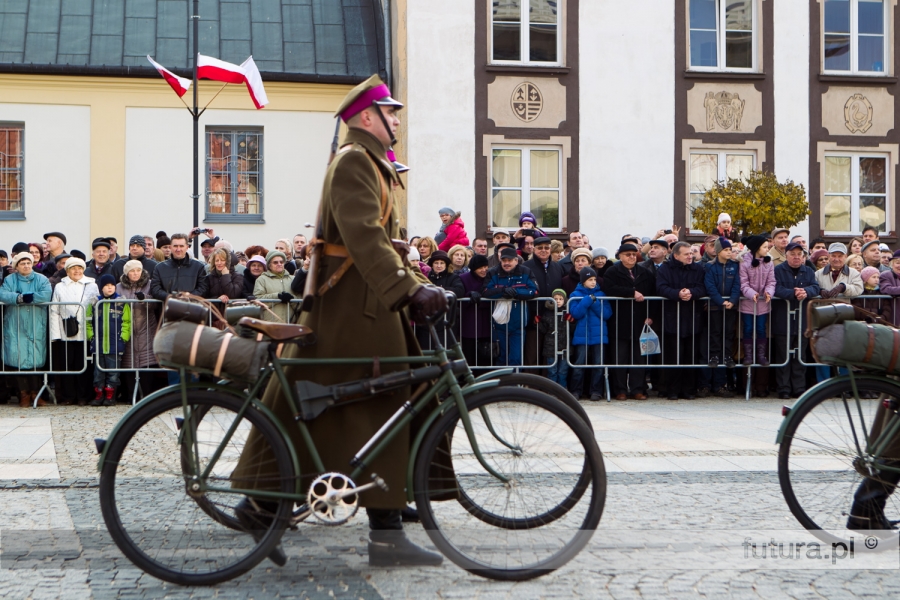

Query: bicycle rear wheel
[99,390,296,585]
[778,376,900,547]
[413,387,605,580]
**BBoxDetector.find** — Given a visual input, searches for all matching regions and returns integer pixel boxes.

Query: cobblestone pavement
[0,398,898,599]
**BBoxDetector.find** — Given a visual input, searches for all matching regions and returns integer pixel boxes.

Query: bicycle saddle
[237,317,313,341]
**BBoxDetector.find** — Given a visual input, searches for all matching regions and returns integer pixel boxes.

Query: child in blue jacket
[568,267,612,400]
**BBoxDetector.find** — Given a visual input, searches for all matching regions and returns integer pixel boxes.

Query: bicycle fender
[405,379,501,502]
[472,368,515,383]
[774,373,898,444]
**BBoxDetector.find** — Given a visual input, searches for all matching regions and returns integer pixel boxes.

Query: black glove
[278,292,293,304]
[469,291,482,302]
[135,292,145,300]
[246,295,256,302]
[22,293,33,304]
[503,287,518,299]
[409,285,448,324]
[589,295,596,302]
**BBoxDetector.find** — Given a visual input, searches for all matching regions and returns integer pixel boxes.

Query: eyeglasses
[270,260,285,265]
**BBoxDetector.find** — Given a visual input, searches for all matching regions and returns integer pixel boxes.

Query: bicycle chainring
[306,473,359,526]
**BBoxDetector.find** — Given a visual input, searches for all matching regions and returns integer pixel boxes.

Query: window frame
[687,0,759,73]
[822,151,890,236]
[490,143,565,232]
[687,148,757,233]
[0,123,25,221]
[822,0,890,76]
[204,127,264,224]
[489,0,564,67]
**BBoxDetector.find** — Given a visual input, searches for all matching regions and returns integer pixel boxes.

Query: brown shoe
[18,391,31,408]
[35,394,47,407]
[631,393,648,400]
[615,394,627,400]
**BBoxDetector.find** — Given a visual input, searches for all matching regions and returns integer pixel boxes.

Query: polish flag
[197,54,269,109]
[146,55,191,97]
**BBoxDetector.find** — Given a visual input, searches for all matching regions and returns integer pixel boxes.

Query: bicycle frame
[775,369,900,476]
[98,320,508,504]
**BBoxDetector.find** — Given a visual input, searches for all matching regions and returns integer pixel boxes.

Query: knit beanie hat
[64,257,86,271]
[98,274,117,288]
[742,235,767,256]
[128,234,145,247]
[579,267,597,285]
[860,266,880,285]
[714,236,732,255]
[592,247,609,259]
[11,251,32,268]
[570,248,593,264]
[123,259,143,277]
[265,250,286,266]
[408,247,421,262]
[717,212,732,224]
[468,254,489,271]
[519,211,537,226]
[428,250,450,266]
[551,288,567,300]
[810,249,828,264]
[11,242,29,255]
[438,207,455,216]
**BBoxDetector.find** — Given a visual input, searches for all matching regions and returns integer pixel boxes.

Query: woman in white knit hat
[49,257,98,404]
[0,252,53,406]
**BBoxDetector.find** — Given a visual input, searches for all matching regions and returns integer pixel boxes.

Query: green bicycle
[97,297,606,585]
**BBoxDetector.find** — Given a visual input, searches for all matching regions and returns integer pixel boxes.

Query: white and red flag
[146,55,191,97]
[197,54,269,109]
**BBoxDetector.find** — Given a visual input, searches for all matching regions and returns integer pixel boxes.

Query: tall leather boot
[742,339,754,366]
[755,339,769,367]
[235,497,287,566]
[847,463,900,533]
[368,508,442,567]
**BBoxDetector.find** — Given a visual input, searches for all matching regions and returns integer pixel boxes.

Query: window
[689,150,755,229]
[0,124,24,218]
[491,146,561,230]
[824,0,887,74]
[206,129,263,222]
[689,0,756,71]
[823,154,888,235]
[491,0,561,65]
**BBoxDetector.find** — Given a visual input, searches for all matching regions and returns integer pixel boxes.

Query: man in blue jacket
[483,247,539,366]
[702,237,740,397]
[772,242,820,399]
[656,242,708,399]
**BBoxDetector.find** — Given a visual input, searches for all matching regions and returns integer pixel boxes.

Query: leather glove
[409,285,448,324]
[503,287,518,299]
[469,291,482,302]
[820,288,835,299]
[22,293,33,304]
[135,292,145,300]
[534,314,541,324]
[565,313,576,323]
[278,292,293,304]
[837,283,846,293]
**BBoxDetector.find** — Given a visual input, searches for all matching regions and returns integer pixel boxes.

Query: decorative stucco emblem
[704,91,745,131]
[511,82,543,122]
[844,93,874,133]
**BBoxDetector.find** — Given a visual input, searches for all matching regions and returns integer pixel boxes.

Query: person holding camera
[49,257,98,405]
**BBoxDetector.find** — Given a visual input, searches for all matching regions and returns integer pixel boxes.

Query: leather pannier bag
[154,321,269,382]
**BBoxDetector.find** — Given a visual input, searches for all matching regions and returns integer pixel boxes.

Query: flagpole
[191,0,200,258]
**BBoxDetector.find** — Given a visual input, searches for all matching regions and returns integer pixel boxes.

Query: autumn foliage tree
[691,170,810,239]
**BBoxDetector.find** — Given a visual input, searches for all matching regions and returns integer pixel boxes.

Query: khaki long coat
[235,129,427,508]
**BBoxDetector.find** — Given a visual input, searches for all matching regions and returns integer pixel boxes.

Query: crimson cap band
[335,74,403,122]
[387,148,409,173]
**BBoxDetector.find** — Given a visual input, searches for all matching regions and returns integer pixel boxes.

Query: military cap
[335,75,403,122]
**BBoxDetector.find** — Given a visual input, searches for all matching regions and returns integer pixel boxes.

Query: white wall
[773,0,811,242]
[579,1,675,248]
[125,107,334,253]
[404,1,476,238]
[0,104,91,253]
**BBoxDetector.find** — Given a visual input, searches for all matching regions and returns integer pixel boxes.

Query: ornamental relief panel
[487,76,566,129]
[687,83,763,134]
[822,86,894,137]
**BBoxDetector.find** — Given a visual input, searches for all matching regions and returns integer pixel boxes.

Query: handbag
[492,299,513,325]
[639,323,661,356]
[63,284,87,338]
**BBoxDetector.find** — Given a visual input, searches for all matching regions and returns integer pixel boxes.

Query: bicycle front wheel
[413,387,605,580]
[778,376,900,546]
[99,390,296,586]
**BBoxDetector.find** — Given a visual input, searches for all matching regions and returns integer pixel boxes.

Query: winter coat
[876,269,900,326]
[704,259,740,310]
[116,270,159,368]
[87,293,131,355]
[656,255,707,337]
[568,284,612,345]
[49,275,98,342]
[772,262,820,337]
[817,265,863,298]
[561,266,582,297]
[482,264,539,329]
[84,260,113,281]
[538,309,569,358]
[207,270,245,300]
[459,271,492,339]
[437,214,470,252]
[853,287,895,328]
[0,271,52,369]
[522,256,564,300]
[290,269,308,297]
[602,261,656,339]
[243,270,260,297]
[739,253,776,315]
[253,270,297,323]
[150,256,209,300]
[427,269,465,297]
